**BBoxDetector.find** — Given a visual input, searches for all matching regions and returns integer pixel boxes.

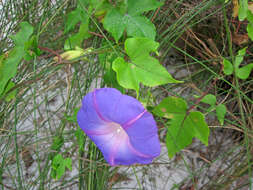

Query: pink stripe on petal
[92,90,111,122]
[122,110,147,129]
[127,138,153,158]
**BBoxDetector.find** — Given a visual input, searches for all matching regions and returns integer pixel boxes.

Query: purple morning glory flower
[77,88,160,166]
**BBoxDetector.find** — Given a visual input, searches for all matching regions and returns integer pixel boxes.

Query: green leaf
[52,154,64,168]
[51,136,64,152]
[75,128,85,152]
[235,47,247,68]
[56,164,65,179]
[51,154,72,180]
[64,23,90,50]
[10,22,33,46]
[238,0,248,21]
[103,9,126,42]
[112,38,181,93]
[125,15,156,40]
[247,10,253,23]
[0,47,24,95]
[152,96,187,119]
[64,158,72,171]
[237,63,253,79]
[222,58,233,75]
[103,0,162,41]
[112,57,139,92]
[216,104,226,125]
[247,22,253,40]
[0,22,33,95]
[153,97,209,158]
[127,0,163,15]
[200,94,216,106]
[65,9,83,33]
[104,69,125,93]
[64,13,90,50]
[65,107,79,122]
[1,81,17,102]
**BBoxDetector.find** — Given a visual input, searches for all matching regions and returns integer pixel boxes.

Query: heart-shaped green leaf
[153,97,209,158]
[112,38,181,93]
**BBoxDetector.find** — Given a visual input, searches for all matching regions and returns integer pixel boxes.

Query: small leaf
[0,47,24,95]
[237,63,253,79]
[247,22,253,40]
[238,0,248,21]
[103,9,126,42]
[201,94,216,106]
[10,22,33,46]
[216,104,227,125]
[52,154,64,167]
[64,158,72,171]
[65,107,79,122]
[235,47,247,68]
[64,22,90,50]
[51,136,64,152]
[65,9,82,33]
[75,128,85,152]
[56,164,65,179]
[247,9,253,22]
[222,58,233,75]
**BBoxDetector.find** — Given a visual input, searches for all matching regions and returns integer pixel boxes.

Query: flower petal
[124,111,161,157]
[94,88,145,125]
[77,88,161,166]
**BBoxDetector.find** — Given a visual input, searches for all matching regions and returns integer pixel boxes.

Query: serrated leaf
[237,63,253,79]
[216,104,227,125]
[112,38,181,93]
[201,94,216,106]
[103,9,126,42]
[127,0,163,15]
[125,15,156,40]
[153,97,209,158]
[222,58,233,75]
[10,22,33,46]
[238,0,248,21]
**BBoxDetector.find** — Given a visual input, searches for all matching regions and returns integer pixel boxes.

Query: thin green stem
[223,5,252,189]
